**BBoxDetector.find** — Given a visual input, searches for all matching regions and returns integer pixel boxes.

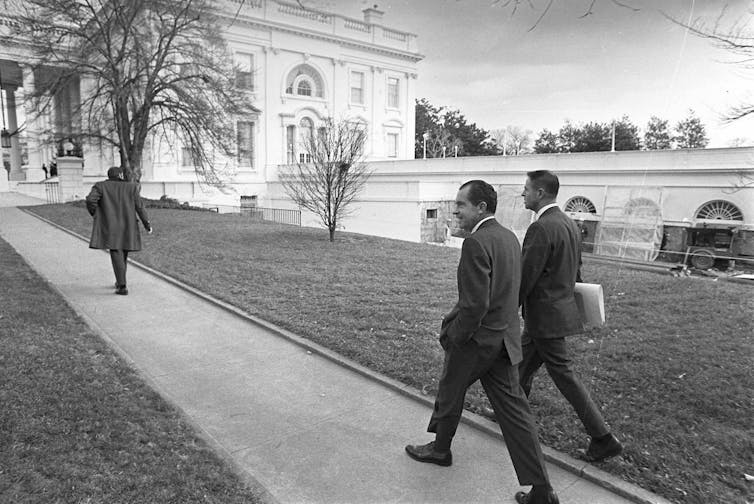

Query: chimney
[362,4,384,25]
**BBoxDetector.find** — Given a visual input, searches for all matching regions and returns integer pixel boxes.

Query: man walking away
[86,166,152,295]
[519,170,622,463]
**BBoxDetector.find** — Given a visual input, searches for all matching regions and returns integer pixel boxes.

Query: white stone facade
[0,1,422,201]
[265,147,754,243]
[137,1,422,202]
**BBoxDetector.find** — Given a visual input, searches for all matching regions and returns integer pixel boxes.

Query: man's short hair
[107,166,123,180]
[460,179,497,214]
[527,170,559,197]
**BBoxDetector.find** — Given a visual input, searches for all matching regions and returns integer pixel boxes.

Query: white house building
[0,1,423,201]
[142,1,422,203]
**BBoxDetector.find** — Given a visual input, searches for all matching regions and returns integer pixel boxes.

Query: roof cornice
[221,15,424,63]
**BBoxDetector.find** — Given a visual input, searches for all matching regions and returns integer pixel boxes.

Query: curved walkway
[0,193,670,504]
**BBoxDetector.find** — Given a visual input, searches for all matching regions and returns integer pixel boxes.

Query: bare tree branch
[663,5,754,125]
[280,117,371,242]
[3,0,253,182]
[490,0,640,30]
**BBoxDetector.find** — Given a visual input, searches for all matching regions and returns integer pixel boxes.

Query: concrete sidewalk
[0,198,669,504]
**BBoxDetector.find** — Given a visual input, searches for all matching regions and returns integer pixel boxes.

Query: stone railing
[222,0,418,53]
[344,18,370,33]
[382,28,407,42]
[277,1,332,24]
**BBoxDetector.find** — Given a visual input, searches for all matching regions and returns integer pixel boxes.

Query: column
[6,86,24,181]
[22,66,42,181]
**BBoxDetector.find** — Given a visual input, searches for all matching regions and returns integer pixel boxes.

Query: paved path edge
[21,208,672,504]
[11,209,281,504]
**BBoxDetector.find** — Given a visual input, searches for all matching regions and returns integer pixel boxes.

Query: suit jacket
[86,179,150,251]
[520,206,583,339]
[440,218,523,364]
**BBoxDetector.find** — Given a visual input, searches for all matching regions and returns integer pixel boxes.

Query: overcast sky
[329,0,753,148]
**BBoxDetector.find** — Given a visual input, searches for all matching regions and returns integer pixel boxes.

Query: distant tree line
[415,99,712,158]
[533,111,709,153]
[415,99,498,158]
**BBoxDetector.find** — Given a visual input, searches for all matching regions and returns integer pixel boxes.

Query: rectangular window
[426,209,438,219]
[235,53,254,91]
[386,132,398,158]
[350,71,364,104]
[387,77,399,108]
[286,125,296,164]
[299,152,311,163]
[237,121,254,168]
[181,147,193,167]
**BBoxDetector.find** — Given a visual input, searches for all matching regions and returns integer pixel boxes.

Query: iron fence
[243,206,301,226]
[206,204,301,226]
[44,181,60,204]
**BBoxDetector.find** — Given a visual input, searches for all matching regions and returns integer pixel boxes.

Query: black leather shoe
[404,441,452,466]
[515,488,559,504]
[582,433,623,462]
[115,285,129,295]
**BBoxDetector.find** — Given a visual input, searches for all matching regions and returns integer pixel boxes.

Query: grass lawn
[0,237,266,503]
[24,203,754,504]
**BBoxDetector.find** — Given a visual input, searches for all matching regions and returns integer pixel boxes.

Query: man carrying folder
[519,170,622,463]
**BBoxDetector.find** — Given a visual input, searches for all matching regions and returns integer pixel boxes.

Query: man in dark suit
[519,170,622,463]
[406,180,559,504]
[86,166,152,295]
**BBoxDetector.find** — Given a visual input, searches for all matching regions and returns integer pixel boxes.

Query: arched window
[564,196,596,214]
[695,200,743,221]
[624,197,661,218]
[298,117,314,163]
[297,80,312,96]
[285,64,324,98]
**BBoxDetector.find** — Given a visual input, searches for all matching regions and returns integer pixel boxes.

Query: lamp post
[422,131,428,159]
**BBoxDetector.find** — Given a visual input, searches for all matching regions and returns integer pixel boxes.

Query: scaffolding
[594,186,664,262]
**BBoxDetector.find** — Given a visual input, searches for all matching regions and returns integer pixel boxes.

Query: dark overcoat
[86,179,150,251]
[440,219,523,364]
[519,206,583,339]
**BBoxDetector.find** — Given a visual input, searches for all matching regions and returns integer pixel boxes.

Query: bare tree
[280,118,371,242]
[490,126,533,155]
[665,4,754,123]
[4,0,253,182]
[491,0,639,31]
[425,126,463,158]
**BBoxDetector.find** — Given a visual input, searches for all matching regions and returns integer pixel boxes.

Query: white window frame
[181,147,194,167]
[235,53,254,91]
[386,76,400,109]
[297,117,314,163]
[286,125,296,164]
[236,120,255,169]
[386,132,399,158]
[293,75,315,97]
[350,70,365,105]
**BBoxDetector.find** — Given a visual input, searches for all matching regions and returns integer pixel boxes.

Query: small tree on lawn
[280,118,370,242]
